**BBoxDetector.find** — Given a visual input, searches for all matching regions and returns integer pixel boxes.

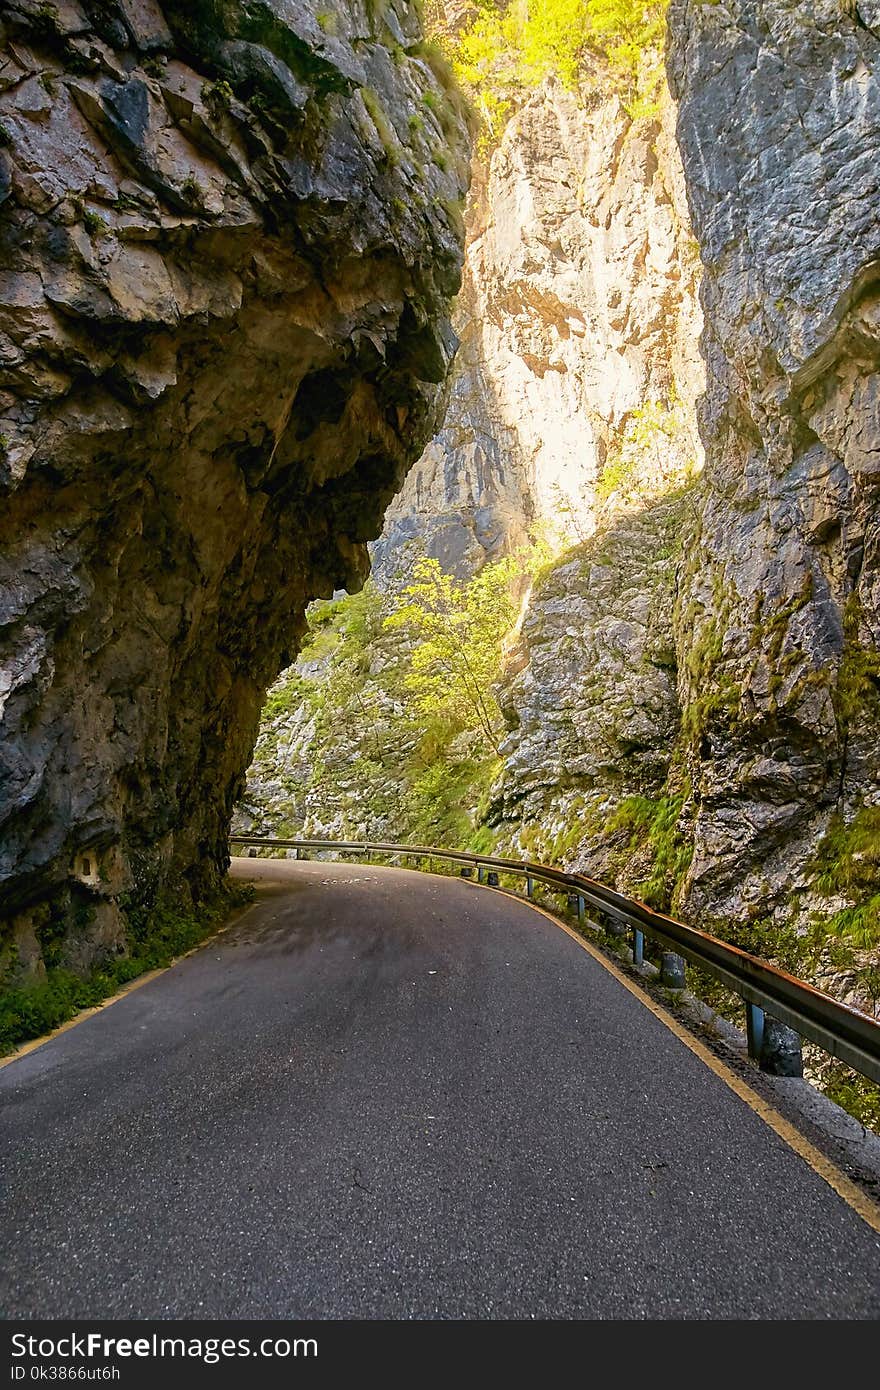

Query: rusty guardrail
[229,834,880,1086]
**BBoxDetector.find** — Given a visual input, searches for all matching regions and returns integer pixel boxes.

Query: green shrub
[427,0,668,143]
[606,791,692,910]
[819,1062,880,1133]
[0,883,253,1055]
[82,209,107,237]
[201,78,235,113]
[810,804,880,916]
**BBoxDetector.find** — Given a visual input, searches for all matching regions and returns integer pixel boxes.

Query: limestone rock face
[0,0,468,969]
[373,79,703,581]
[493,490,689,888]
[460,82,703,878]
[667,0,880,928]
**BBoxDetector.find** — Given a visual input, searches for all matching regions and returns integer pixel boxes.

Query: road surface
[2,858,879,1318]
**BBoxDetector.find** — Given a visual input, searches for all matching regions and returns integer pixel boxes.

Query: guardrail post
[487,871,499,887]
[758,1014,804,1077]
[746,1002,764,1061]
[660,952,686,989]
[477,864,485,883]
[526,876,534,898]
[632,929,644,967]
[577,895,585,924]
[460,866,473,879]
[247,847,257,858]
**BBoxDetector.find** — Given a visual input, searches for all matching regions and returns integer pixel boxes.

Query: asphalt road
[2,858,879,1319]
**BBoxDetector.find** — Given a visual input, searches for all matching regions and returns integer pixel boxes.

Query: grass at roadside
[0,881,255,1056]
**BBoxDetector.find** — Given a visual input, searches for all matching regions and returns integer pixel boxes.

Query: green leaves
[384,554,519,755]
[248,546,541,848]
[428,0,669,142]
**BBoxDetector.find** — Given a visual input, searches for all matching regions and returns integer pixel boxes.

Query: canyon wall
[492,0,880,974]
[667,0,880,944]
[481,80,703,888]
[0,0,468,976]
[373,76,703,581]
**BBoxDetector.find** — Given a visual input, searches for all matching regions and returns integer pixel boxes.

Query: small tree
[384,555,519,755]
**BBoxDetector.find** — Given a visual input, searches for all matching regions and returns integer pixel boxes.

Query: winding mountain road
[2,858,879,1319]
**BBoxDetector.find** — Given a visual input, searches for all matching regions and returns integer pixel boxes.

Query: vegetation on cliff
[426,0,668,137]
[241,544,545,850]
[384,555,521,755]
[0,883,253,1054]
[241,411,696,882]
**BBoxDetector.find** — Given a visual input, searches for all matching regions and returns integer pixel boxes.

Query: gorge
[1,1,879,1120]
[238,1,880,1114]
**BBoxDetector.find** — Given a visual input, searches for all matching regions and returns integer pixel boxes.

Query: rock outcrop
[373,77,703,581]
[497,0,880,969]
[667,0,880,937]
[0,0,468,975]
[474,80,703,877]
[492,487,692,900]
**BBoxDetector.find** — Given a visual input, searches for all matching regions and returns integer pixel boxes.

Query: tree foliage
[383,554,519,754]
[427,0,669,139]
[248,544,550,847]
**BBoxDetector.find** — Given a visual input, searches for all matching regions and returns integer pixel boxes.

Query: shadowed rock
[667,0,880,935]
[0,0,469,973]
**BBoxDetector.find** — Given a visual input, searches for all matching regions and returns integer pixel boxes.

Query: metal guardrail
[229,835,880,1086]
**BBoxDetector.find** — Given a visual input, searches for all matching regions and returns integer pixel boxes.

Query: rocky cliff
[667,0,880,961]
[479,80,703,889]
[494,0,880,1001]
[0,0,468,977]
[373,76,703,581]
